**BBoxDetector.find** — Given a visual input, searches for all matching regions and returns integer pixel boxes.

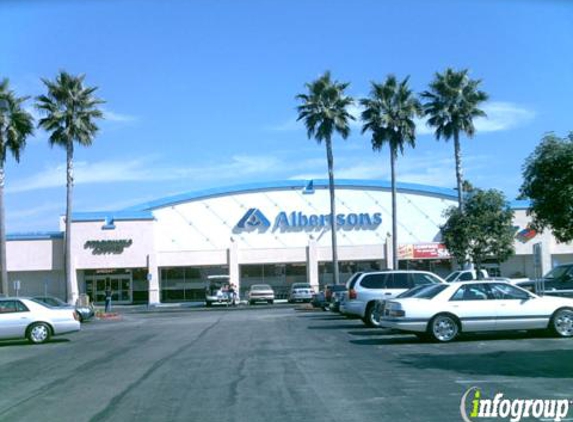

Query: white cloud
[101,108,138,123]
[274,101,535,137]
[475,102,535,132]
[7,154,284,194]
[10,202,63,220]
[288,152,497,190]
[267,118,300,132]
[416,101,535,136]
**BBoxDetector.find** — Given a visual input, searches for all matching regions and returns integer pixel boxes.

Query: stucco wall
[7,238,64,271]
[8,270,65,298]
[70,220,155,269]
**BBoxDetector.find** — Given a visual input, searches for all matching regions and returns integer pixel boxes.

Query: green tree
[520,132,573,243]
[360,75,422,269]
[296,71,354,285]
[422,68,488,210]
[36,71,104,303]
[441,189,515,277]
[0,79,34,295]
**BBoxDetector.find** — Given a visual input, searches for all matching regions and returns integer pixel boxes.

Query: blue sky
[1,0,572,232]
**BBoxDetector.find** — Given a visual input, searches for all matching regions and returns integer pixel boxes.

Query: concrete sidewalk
[99,299,296,315]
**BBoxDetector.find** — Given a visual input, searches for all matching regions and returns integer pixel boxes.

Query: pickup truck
[445,269,489,282]
[515,263,573,298]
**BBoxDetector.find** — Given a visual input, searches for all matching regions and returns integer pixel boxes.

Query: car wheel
[428,314,459,342]
[206,302,212,308]
[27,322,51,344]
[268,300,273,304]
[550,308,573,337]
[249,301,254,305]
[362,303,380,328]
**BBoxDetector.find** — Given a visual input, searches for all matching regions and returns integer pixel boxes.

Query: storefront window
[240,263,307,299]
[319,260,384,287]
[132,268,149,303]
[160,265,228,302]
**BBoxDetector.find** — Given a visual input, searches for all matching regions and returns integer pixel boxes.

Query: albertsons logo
[235,208,382,233]
[235,208,271,232]
[460,387,570,422]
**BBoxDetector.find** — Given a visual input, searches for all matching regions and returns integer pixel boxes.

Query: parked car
[310,291,328,310]
[379,281,573,342]
[517,263,573,298]
[338,272,364,314]
[248,284,275,305]
[445,269,489,282]
[341,270,447,327]
[288,283,314,303]
[204,275,234,307]
[373,284,432,322]
[33,296,94,322]
[326,284,348,312]
[0,297,81,344]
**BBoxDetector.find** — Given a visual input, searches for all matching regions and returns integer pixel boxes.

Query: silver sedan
[0,297,81,344]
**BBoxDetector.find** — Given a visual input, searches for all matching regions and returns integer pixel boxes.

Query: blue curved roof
[124,179,460,211]
[67,179,530,223]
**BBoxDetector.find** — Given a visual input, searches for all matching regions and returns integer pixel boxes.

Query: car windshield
[292,283,311,289]
[544,266,570,280]
[33,296,67,307]
[403,284,449,299]
[396,285,428,298]
[251,285,271,291]
[445,271,461,282]
[29,298,58,308]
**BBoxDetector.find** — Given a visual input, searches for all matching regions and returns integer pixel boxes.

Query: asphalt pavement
[1,306,572,422]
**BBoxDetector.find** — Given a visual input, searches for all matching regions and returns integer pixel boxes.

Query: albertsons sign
[235,208,382,233]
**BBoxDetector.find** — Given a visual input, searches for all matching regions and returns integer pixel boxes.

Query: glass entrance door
[85,274,133,304]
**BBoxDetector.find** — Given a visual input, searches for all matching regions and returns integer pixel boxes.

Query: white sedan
[0,297,81,344]
[379,281,573,342]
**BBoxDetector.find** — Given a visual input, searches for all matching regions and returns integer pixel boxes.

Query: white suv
[341,270,446,327]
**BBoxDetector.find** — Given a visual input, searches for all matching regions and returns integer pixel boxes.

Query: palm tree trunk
[65,141,75,304]
[0,162,7,296]
[390,147,398,270]
[454,131,464,211]
[325,137,340,285]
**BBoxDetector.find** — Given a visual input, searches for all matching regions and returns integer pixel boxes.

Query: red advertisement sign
[398,243,450,259]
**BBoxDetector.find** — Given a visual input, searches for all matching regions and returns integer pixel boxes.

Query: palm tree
[421,68,488,210]
[0,79,34,295]
[360,75,422,270]
[36,71,104,304]
[296,71,354,285]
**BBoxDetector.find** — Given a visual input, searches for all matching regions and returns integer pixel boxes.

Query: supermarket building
[6,179,570,304]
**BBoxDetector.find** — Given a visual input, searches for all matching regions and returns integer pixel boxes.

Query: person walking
[104,285,112,313]
[228,283,237,306]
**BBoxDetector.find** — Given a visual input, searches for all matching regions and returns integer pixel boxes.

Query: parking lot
[1,306,572,422]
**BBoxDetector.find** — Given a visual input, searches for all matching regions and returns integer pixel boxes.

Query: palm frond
[0,78,34,163]
[360,75,421,156]
[36,70,104,149]
[422,68,488,142]
[296,71,354,143]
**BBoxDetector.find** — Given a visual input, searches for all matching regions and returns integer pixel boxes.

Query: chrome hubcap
[369,309,380,327]
[555,311,573,336]
[433,317,457,341]
[31,325,48,343]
